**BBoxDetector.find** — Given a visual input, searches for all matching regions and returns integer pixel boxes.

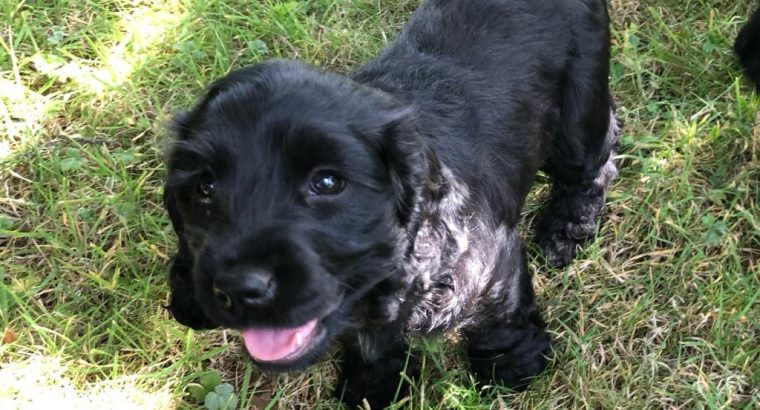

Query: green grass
[1,0,758,408]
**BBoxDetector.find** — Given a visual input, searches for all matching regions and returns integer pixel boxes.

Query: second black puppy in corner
[735,7,760,90]
[163,0,618,407]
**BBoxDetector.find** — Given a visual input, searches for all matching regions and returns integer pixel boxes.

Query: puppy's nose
[213,270,275,309]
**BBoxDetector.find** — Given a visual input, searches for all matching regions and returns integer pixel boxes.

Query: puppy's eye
[309,171,345,196]
[197,173,216,200]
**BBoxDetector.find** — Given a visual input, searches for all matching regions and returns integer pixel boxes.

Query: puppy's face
[164,61,424,370]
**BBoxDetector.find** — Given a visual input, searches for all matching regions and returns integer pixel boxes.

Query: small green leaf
[60,157,84,171]
[76,207,95,222]
[220,394,238,410]
[188,383,208,402]
[610,62,624,82]
[701,214,715,226]
[112,202,137,219]
[173,40,207,59]
[707,190,726,204]
[112,148,137,164]
[172,40,195,53]
[215,383,234,396]
[204,391,220,410]
[246,40,269,58]
[703,220,728,246]
[628,33,640,47]
[64,147,81,158]
[10,274,42,293]
[47,27,66,45]
[0,215,13,230]
[199,372,222,390]
[209,383,237,410]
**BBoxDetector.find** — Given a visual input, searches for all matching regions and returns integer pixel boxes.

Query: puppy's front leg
[465,230,551,391]
[338,327,418,409]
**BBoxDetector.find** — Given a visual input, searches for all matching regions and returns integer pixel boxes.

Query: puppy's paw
[337,371,404,409]
[468,327,551,392]
[337,350,417,409]
[535,217,596,268]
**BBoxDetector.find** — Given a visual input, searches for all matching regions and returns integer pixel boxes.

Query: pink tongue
[240,320,318,362]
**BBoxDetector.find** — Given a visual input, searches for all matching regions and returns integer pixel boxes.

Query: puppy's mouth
[240,319,323,363]
[237,295,343,366]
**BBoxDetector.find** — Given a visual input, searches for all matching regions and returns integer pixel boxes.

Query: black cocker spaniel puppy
[164,0,618,407]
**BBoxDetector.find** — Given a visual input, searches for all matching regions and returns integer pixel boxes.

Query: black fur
[163,0,618,408]
[735,6,760,91]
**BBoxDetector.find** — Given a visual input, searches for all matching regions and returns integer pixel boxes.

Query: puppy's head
[164,60,427,370]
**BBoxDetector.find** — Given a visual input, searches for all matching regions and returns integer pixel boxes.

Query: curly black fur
[163,0,617,408]
[735,6,760,91]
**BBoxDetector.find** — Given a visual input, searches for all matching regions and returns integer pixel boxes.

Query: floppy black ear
[163,182,185,237]
[167,248,216,330]
[163,172,217,330]
[371,108,436,228]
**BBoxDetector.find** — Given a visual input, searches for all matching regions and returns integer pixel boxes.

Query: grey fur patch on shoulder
[403,165,510,334]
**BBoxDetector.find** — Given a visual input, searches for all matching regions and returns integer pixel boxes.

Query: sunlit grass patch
[0,78,59,161]
[0,355,173,410]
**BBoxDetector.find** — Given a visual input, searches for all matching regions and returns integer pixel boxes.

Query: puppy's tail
[735,7,760,91]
